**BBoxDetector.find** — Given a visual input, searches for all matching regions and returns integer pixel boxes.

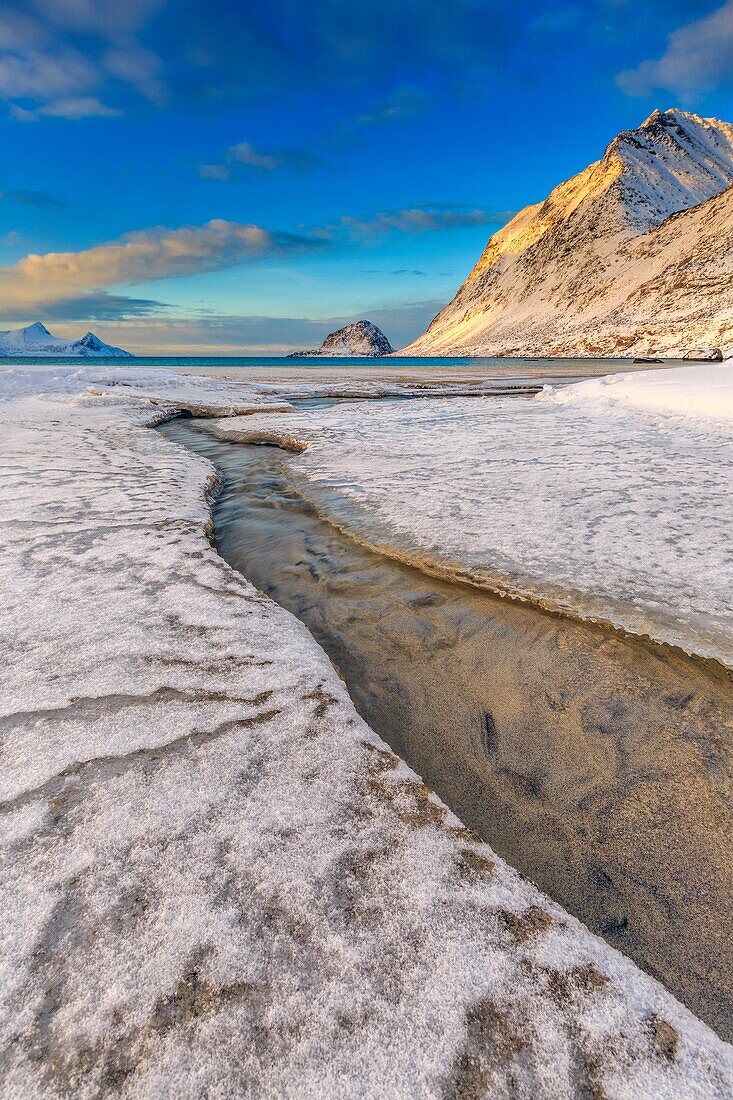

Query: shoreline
[206,414,733,672]
[2,371,732,1095]
[161,415,733,1038]
[285,473,733,678]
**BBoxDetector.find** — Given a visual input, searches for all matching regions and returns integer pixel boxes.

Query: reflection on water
[160,416,733,1041]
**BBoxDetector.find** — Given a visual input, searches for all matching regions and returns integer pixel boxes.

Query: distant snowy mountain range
[289,320,394,357]
[405,109,733,358]
[0,322,132,357]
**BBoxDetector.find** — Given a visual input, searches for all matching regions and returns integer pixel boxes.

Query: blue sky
[1,0,733,353]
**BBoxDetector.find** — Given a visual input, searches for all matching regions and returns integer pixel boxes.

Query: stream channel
[159,404,733,1041]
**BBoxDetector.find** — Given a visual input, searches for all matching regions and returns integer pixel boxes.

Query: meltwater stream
[160,415,733,1040]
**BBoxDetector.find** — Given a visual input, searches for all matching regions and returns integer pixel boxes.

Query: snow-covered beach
[1,361,732,1095]
[213,362,733,668]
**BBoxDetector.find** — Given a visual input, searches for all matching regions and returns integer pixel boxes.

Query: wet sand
[180,356,686,389]
[160,416,733,1040]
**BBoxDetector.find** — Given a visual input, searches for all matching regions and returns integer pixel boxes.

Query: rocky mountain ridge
[0,322,132,357]
[404,110,733,358]
[289,319,394,357]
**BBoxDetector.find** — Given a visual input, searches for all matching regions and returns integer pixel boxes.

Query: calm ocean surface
[5,354,646,376]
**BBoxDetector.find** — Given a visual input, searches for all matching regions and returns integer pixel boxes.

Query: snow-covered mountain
[405,110,733,358]
[0,322,132,357]
[289,320,395,357]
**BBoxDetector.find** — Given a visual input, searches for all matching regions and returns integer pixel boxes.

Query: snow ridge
[612,109,733,230]
[405,110,733,358]
[0,321,132,357]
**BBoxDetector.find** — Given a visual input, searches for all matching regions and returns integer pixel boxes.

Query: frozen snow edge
[79,359,732,663]
[299,498,733,671]
[207,416,733,671]
[206,357,732,670]
[540,361,733,420]
[0,369,732,1095]
[290,490,733,671]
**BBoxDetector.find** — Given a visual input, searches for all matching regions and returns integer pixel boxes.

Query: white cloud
[619,1,733,97]
[330,205,514,239]
[0,219,319,311]
[29,0,164,36]
[356,86,426,126]
[103,45,165,104]
[0,39,99,101]
[199,163,232,181]
[12,96,121,121]
[200,141,318,180]
[229,142,281,170]
[0,0,165,119]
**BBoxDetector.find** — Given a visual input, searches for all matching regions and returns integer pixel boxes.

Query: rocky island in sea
[288,319,395,357]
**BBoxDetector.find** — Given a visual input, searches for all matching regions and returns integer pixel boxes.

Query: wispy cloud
[618,0,733,97]
[330,85,428,151]
[0,14,99,100]
[325,204,514,240]
[0,291,166,323]
[103,44,166,105]
[0,218,321,313]
[198,164,231,182]
[356,86,426,126]
[361,268,430,276]
[0,189,500,333]
[0,187,66,207]
[1,0,165,120]
[201,89,425,181]
[159,0,509,106]
[30,0,164,37]
[0,198,488,320]
[199,141,318,181]
[1,0,519,123]
[11,96,122,121]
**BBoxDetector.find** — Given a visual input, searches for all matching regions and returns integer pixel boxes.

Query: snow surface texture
[88,362,590,402]
[0,321,132,357]
[2,365,732,1097]
[405,109,733,358]
[222,363,733,667]
[546,360,733,419]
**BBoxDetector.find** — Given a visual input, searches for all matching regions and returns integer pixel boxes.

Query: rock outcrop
[289,320,394,357]
[404,110,733,358]
[683,347,724,361]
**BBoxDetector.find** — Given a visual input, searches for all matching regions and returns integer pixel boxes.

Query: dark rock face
[289,320,395,357]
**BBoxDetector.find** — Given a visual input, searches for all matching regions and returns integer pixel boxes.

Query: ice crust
[229,363,733,666]
[544,360,733,419]
[1,364,732,1096]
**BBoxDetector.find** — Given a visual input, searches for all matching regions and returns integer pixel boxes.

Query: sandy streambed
[160,416,733,1041]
